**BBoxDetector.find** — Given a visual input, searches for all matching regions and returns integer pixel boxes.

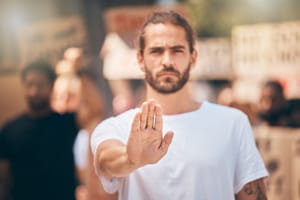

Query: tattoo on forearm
[237,179,267,200]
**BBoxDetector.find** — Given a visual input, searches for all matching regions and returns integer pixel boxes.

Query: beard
[144,64,191,94]
[27,97,50,112]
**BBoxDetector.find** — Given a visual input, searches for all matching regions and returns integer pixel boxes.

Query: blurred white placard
[232,21,300,80]
[191,38,232,80]
[101,33,144,80]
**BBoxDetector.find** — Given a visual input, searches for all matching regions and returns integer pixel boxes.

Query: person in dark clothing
[257,80,289,126]
[0,60,79,200]
[286,98,300,128]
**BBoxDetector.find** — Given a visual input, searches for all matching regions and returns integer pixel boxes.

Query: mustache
[157,67,180,76]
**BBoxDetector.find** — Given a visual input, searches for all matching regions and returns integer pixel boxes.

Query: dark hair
[264,80,284,96]
[21,60,56,84]
[138,10,195,55]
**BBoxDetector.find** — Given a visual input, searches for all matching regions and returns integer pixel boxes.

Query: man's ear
[137,51,145,72]
[190,48,198,68]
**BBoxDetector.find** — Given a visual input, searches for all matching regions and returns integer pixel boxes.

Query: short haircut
[21,60,56,84]
[264,80,284,96]
[138,10,195,55]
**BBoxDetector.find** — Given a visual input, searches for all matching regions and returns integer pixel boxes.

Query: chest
[8,119,75,162]
[161,120,236,173]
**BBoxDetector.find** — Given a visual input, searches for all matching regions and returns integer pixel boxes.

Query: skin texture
[126,101,173,166]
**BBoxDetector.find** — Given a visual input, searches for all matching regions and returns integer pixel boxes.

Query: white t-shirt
[91,101,268,200]
[73,129,89,170]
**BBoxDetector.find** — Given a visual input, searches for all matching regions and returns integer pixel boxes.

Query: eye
[149,48,163,54]
[172,48,184,53]
[175,49,183,53]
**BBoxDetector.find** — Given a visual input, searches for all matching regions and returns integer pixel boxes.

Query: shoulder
[115,108,139,121]
[91,108,138,153]
[0,114,29,146]
[92,108,138,138]
[97,108,139,129]
[201,101,251,130]
[0,114,28,133]
[203,101,248,119]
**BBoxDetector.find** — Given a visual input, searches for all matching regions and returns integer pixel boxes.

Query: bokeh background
[1,0,300,199]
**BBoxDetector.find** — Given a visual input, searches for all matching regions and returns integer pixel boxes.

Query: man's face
[258,86,284,115]
[22,71,53,111]
[138,23,196,94]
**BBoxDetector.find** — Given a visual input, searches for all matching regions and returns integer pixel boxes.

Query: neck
[146,83,201,115]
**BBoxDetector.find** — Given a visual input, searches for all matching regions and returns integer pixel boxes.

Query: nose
[162,51,174,67]
[27,84,40,97]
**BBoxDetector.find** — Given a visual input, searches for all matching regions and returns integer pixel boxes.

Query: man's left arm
[235,178,267,200]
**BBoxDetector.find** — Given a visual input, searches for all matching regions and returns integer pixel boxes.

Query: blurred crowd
[216,80,300,128]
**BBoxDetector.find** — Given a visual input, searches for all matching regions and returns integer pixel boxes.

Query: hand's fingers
[160,131,174,153]
[154,104,163,131]
[131,112,141,133]
[147,101,155,129]
[140,102,148,129]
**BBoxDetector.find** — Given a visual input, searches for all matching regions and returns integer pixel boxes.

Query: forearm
[94,140,137,178]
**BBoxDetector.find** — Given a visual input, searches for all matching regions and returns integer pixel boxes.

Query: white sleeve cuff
[100,176,122,193]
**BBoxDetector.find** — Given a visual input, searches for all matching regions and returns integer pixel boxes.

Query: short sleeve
[73,129,89,169]
[99,177,122,194]
[90,117,126,155]
[90,117,127,193]
[234,115,269,193]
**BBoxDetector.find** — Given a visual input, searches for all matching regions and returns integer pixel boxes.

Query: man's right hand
[94,100,173,179]
[127,100,174,168]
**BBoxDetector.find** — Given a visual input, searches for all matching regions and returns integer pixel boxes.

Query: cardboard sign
[254,126,300,200]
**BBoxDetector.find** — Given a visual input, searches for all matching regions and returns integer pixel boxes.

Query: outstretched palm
[127,100,174,167]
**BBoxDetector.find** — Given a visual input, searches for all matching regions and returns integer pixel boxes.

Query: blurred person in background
[286,98,300,128]
[52,75,82,114]
[0,60,78,200]
[52,47,117,200]
[91,11,268,200]
[257,80,289,126]
[74,67,117,200]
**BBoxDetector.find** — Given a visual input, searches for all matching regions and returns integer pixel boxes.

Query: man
[91,11,268,200]
[257,80,289,126]
[0,60,78,200]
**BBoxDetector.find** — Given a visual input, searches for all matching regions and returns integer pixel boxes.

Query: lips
[159,72,177,77]
[157,70,179,77]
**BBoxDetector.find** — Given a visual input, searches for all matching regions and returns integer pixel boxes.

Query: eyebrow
[170,45,186,50]
[148,45,186,51]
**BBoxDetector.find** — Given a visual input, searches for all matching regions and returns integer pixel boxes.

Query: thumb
[160,131,174,152]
